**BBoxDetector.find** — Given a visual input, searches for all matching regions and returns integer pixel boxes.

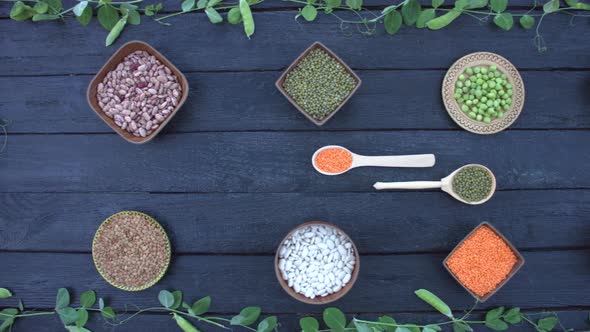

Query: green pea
[476,73,482,79]
[490,65,497,71]
[456,81,463,88]
[507,89,513,96]
[459,74,466,81]
[483,116,491,123]
[481,68,488,74]
[488,81,496,89]
[481,96,488,103]
[482,83,488,90]
[506,83,512,89]
[466,100,473,106]
[503,103,510,110]
[474,67,481,74]
[468,112,476,119]
[465,80,472,87]
[498,111,504,118]
[466,68,473,75]
[476,114,483,121]
[486,100,493,107]
[470,76,477,82]
[461,105,469,112]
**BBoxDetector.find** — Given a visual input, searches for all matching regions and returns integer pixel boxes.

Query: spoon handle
[373,181,442,190]
[354,154,435,168]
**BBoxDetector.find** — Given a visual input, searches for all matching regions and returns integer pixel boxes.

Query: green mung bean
[452,166,493,202]
[453,65,513,123]
[283,49,356,121]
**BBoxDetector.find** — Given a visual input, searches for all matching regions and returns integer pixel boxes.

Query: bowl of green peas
[442,52,525,134]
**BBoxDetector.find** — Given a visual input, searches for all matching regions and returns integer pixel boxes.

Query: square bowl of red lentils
[443,222,524,302]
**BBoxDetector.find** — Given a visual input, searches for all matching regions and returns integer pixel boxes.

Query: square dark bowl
[87,40,189,144]
[275,42,362,126]
[443,222,525,302]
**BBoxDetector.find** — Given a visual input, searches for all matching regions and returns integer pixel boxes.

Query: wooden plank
[2,70,589,133]
[0,190,587,253]
[9,310,590,331]
[1,11,589,76]
[1,131,589,193]
[0,251,588,312]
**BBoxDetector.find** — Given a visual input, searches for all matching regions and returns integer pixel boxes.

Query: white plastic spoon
[373,164,496,205]
[312,145,436,176]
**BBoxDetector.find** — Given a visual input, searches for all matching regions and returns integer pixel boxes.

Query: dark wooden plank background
[1,0,589,331]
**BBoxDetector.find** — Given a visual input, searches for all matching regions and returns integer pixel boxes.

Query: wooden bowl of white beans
[274,221,360,304]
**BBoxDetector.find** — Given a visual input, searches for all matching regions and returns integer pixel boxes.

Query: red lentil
[314,148,353,174]
[446,225,517,297]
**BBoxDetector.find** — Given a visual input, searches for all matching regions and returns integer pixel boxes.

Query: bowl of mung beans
[442,52,525,134]
[276,42,362,126]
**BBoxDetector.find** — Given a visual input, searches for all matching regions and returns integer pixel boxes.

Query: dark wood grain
[1,251,589,313]
[2,131,589,193]
[1,190,588,253]
[2,70,590,133]
[9,311,590,332]
[1,11,589,76]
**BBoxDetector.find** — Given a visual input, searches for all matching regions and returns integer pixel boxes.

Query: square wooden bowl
[275,42,362,126]
[87,40,189,144]
[443,222,525,302]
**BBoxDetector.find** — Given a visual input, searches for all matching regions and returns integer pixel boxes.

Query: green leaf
[73,1,88,16]
[76,4,93,25]
[56,288,70,309]
[426,9,461,29]
[209,0,223,6]
[323,307,346,331]
[416,8,435,28]
[543,0,559,12]
[378,316,397,332]
[299,317,320,332]
[18,300,24,312]
[301,4,318,21]
[0,289,12,299]
[228,7,242,24]
[105,15,127,46]
[125,9,140,25]
[432,0,445,7]
[423,325,442,332]
[257,316,277,332]
[46,0,63,13]
[569,0,590,9]
[0,308,17,320]
[346,0,363,10]
[76,308,88,327]
[66,327,92,332]
[197,0,208,8]
[486,307,505,322]
[537,317,558,331]
[384,10,402,35]
[503,308,522,324]
[34,1,49,13]
[10,1,35,21]
[395,328,412,332]
[80,291,96,308]
[240,0,255,39]
[231,307,261,326]
[158,290,175,308]
[354,320,372,332]
[519,14,535,29]
[101,306,116,319]
[452,322,473,332]
[58,307,80,325]
[493,12,513,30]
[32,13,60,21]
[414,289,453,318]
[97,4,119,31]
[191,296,211,315]
[402,0,422,25]
[0,319,14,332]
[170,290,183,310]
[205,7,223,23]
[326,0,343,7]
[182,0,195,11]
[490,0,508,11]
[98,298,104,310]
[486,319,509,331]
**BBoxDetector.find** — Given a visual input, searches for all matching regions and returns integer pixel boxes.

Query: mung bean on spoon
[312,145,436,176]
[373,164,496,205]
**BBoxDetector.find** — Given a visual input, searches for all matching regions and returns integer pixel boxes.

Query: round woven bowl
[274,221,360,305]
[92,211,172,291]
[442,52,525,134]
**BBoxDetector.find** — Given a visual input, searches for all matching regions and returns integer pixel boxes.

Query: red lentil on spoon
[96,50,182,138]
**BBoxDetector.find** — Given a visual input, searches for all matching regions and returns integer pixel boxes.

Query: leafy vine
[1,287,586,331]
[0,288,277,332]
[2,0,589,51]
